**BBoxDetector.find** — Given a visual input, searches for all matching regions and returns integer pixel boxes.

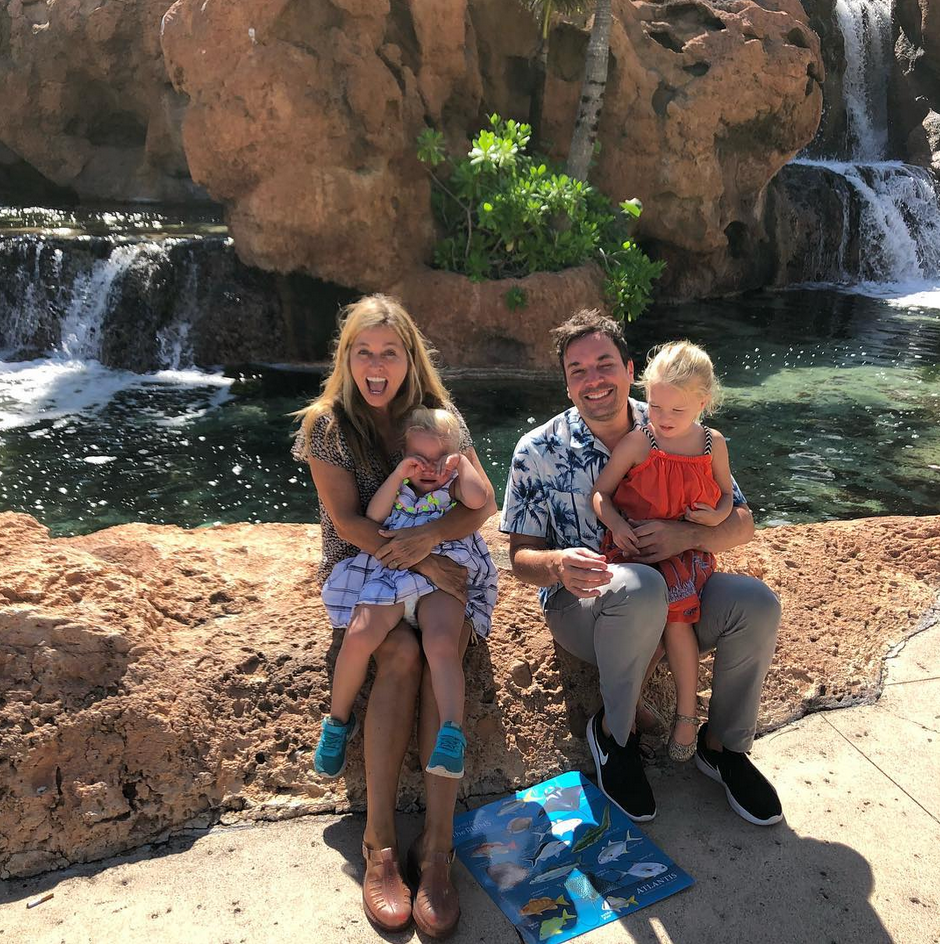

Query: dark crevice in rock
[385,0,421,78]
[724,220,748,259]
[786,27,809,49]
[652,82,677,117]
[648,29,685,53]
[683,62,710,77]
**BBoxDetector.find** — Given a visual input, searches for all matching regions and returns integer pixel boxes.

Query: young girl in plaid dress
[317,407,496,780]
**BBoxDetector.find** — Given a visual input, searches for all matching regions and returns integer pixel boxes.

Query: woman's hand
[415,554,468,606]
[374,525,437,569]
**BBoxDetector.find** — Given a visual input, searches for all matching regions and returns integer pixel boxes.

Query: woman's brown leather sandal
[361,842,412,932]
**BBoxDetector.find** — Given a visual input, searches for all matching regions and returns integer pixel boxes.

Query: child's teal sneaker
[314,714,358,778]
[425,722,466,779]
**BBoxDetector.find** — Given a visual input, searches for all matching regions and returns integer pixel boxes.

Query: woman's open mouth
[366,376,388,396]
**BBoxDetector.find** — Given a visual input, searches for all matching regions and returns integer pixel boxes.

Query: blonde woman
[293,295,496,937]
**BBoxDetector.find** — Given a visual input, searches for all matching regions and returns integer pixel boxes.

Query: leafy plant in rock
[416,115,664,321]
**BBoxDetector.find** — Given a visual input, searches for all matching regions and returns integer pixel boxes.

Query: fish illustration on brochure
[454,771,693,944]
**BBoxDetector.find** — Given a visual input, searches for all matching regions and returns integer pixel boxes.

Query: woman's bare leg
[330,603,405,723]
[417,591,466,727]
[361,622,422,851]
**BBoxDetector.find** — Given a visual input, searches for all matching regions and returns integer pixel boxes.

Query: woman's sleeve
[447,404,474,453]
[291,412,354,470]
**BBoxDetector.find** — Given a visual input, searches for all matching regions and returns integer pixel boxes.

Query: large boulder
[1,511,937,879]
[160,0,823,299]
[0,0,204,203]
[891,0,940,170]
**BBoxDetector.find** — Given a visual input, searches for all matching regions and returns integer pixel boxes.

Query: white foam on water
[0,357,234,431]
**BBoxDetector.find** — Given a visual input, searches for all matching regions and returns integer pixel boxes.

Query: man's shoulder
[514,407,580,453]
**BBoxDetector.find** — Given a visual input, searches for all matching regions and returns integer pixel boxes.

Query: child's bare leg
[416,591,466,726]
[664,620,700,748]
[634,638,667,734]
[330,603,405,722]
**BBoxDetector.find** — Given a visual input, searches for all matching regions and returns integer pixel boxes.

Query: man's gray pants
[544,564,781,751]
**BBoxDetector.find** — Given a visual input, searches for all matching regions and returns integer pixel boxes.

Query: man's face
[562,332,634,424]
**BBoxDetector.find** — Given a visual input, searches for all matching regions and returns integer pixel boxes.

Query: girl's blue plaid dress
[321,475,497,638]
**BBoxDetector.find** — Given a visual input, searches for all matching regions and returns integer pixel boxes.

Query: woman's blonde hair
[639,340,723,415]
[403,407,461,453]
[294,294,451,469]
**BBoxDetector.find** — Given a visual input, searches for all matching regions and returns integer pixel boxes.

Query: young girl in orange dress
[592,341,734,761]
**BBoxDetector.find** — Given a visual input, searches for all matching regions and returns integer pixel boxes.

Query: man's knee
[740,578,782,646]
[601,564,668,621]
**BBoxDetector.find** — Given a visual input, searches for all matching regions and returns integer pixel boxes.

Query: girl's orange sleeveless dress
[601,426,721,624]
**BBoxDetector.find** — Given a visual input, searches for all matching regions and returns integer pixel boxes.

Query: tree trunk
[529,37,550,147]
[566,0,612,182]
[529,2,554,149]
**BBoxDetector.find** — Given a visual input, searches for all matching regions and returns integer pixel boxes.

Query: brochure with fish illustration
[454,770,693,944]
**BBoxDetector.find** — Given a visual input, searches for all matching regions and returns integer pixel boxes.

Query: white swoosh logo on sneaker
[598,746,609,764]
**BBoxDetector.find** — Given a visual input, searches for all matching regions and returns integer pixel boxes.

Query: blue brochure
[454,771,694,943]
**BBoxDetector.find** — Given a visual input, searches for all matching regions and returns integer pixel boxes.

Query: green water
[0,289,937,534]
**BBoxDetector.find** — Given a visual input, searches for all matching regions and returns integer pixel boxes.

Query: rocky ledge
[1,512,938,879]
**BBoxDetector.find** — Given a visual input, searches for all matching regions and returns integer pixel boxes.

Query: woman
[292,294,496,937]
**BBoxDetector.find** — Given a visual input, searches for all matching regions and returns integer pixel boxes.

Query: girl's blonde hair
[640,340,723,415]
[293,294,451,469]
[403,407,461,453]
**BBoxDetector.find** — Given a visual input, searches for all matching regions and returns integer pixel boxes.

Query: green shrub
[504,286,528,311]
[416,115,664,321]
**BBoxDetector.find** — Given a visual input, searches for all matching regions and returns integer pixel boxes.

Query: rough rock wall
[0,0,203,203]
[892,0,940,170]
[159,0,464,291]
[161,0,823,298]
[539,0,825,297]
[1,511,938,880]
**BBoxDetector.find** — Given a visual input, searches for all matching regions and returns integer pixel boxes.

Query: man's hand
[375,526,436,569]
[556,548,612,598]
[628,518,694,564]
[415,554,468,605]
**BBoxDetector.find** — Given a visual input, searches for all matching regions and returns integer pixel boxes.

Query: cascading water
[788,0,940,289]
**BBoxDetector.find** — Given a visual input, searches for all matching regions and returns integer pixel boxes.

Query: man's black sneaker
[695,722,783,826]
[586,709,656,822]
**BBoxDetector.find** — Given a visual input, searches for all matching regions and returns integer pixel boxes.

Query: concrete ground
[2,621,938,944]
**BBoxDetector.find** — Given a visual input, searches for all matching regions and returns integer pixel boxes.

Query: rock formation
[0,0,203,203]
[159,0,823,300]
[892,0,940,171]
[1,511,937,879]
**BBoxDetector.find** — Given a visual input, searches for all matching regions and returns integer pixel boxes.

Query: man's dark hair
[550,309,631,373]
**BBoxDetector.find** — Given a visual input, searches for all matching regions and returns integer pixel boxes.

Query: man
[500,309,782,826]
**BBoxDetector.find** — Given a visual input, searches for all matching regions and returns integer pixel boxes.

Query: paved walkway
[2,619,938,944]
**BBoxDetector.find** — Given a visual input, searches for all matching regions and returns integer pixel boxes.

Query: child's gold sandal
[668,712,699,762]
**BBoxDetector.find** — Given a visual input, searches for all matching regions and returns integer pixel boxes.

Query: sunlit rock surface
[160,0,823,299]
[1,511,937,879]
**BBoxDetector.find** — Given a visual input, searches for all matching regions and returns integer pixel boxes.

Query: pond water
[1,288,937,535]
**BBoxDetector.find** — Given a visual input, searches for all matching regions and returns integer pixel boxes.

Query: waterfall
[782,0,940,289]
[834,0,892,161]
[0,233,222,369]
[56,245,143,361]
